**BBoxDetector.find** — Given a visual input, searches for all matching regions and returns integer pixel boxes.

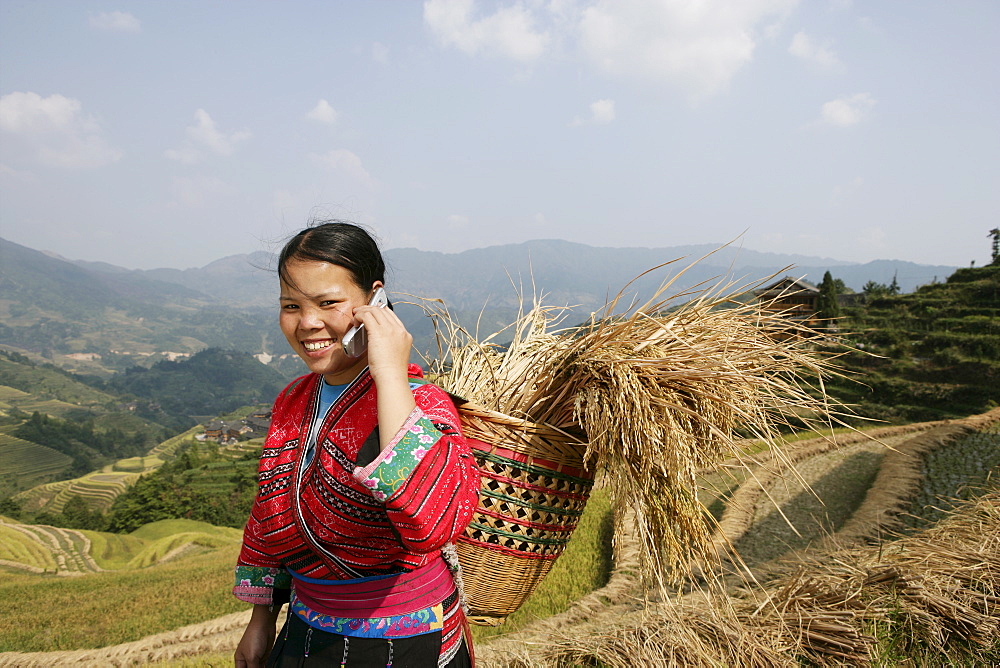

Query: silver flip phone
[342,287,388,358]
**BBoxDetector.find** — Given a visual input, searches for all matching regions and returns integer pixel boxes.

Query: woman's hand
[353,304,416,451]
[234,604,280,668]
[353,304,412,385]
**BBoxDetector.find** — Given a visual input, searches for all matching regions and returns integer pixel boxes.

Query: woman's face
[279,258,379,384]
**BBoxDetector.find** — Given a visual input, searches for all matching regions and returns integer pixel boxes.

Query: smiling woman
[233,221,480,668]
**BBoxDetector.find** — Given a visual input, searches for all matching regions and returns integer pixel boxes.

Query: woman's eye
[281,303,298,310]
[320,300,338,307]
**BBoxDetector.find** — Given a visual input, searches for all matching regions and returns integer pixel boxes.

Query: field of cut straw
[473,409,1000,667]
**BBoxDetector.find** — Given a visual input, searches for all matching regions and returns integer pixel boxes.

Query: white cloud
[424,0,798,100]
[590,98,616,123]
[165,109,250,163]
[372,42,390,64]
[88,11,141,33]
[789,31,841,70]
[447,214,469,229]
[577,0,798,100]
[310,149,375,190]
[570,98,616,126]
[306,100,338,124]
[424,0,550,62]
[0,91,122,168]
[820,93,875,127]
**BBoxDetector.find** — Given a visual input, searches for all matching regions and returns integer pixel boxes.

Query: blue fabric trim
[287,565,398,586]
[304,380,349,467]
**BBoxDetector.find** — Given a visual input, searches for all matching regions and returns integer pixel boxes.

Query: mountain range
[1,236,958,371]
[64,239,954,309]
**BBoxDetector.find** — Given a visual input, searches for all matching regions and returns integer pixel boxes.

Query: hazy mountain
[66,238,956,309]
[1,236,958,366]
[1,238,211,316]
[1,238,279,366]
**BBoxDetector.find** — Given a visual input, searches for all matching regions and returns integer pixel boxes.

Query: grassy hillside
[828,263,999,422]
[0,525,243,652]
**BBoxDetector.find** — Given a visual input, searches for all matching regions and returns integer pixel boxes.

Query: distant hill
[68,238,955,308]
[1,235,958,364]
[0,238,281,369]
[105,348,288,424]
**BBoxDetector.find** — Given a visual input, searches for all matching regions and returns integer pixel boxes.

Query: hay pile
[430,263,848,586]
[480,487,1000,667]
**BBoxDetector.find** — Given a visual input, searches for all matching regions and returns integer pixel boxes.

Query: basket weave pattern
[455,402,593,625]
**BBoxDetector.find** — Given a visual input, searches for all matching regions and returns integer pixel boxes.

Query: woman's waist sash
[289,557,454,619]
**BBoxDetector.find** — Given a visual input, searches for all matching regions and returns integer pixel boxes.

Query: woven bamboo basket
[453,401,594,626]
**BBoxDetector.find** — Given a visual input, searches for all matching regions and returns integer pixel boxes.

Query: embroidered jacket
[233,365,479,659]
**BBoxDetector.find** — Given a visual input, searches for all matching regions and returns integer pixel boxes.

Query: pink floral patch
[362,478,378,489]
[417,433,434,444]
[412,445,429,460]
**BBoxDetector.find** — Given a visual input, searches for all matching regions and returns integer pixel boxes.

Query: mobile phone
[342,287,388,358]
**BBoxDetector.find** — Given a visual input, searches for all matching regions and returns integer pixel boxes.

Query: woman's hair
[278,220,386,291]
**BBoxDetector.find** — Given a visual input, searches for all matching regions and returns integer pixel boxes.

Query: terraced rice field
[0,517,242,579]
[47,473,140,513]
[0,394,84,420]
[13,427,202,515]
[0,430,71,489]
[0,386,30,402]
[147,427,202,460]
[0,521,100,574]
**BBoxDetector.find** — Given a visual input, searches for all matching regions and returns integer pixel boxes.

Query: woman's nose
[299,307,324,330]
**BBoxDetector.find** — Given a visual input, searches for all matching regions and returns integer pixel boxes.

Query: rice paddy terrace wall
[0,522,100,575]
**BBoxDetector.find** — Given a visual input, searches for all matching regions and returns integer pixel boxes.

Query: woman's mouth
[302,339,334,353]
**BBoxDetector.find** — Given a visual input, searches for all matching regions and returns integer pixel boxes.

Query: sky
[1,1,998,270]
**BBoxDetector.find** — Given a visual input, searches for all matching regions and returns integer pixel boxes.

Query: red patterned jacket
[233,365,479,656]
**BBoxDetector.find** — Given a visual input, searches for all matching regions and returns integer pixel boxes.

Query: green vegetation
[0,350,177,495]
[827,263,1000,423]
[106,441,259,532]
[12,410,150,478]
[103,348,287,428]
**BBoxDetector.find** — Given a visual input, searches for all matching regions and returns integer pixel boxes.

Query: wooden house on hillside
[755,276,822,330]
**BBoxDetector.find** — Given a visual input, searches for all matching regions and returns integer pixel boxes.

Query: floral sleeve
[352,382,480,553]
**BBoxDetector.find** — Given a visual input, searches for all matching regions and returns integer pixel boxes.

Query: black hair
[278,220,386,292]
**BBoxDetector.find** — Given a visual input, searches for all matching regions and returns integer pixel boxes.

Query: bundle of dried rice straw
[426,257,849,588]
